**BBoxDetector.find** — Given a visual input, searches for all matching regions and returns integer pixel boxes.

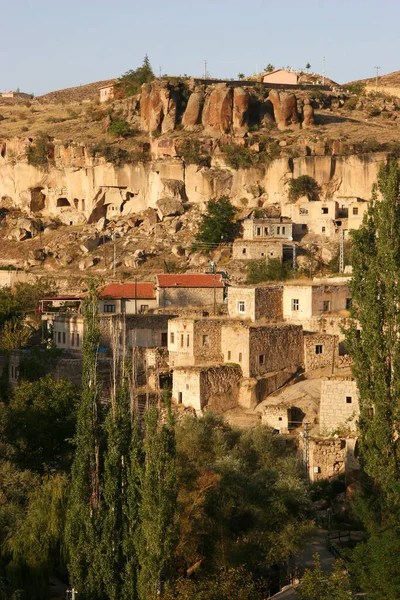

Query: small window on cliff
[239,352,242,362]
[227,351,231,360]
[315,345,323,354]
[56,197,71,208]
[170,332,175,344]
[346,396,352,404]
[353,207,359,215]
[321,207,328,214]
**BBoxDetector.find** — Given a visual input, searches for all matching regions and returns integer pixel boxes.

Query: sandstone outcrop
[233,88,250,136]
[140,82,178,134]
[182,88,204,129]
[268,90,300,131]
[156,197,184,219]
[302,97,315,128]
[202,84,233,136]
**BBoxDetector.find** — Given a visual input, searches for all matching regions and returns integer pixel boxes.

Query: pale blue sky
[2,0,398,95]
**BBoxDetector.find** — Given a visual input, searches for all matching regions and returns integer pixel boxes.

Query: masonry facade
[227,286,283,322]
[319,378,359,434]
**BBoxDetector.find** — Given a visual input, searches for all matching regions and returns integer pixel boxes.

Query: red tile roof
[156,274,224,289]
[99,282,155,299]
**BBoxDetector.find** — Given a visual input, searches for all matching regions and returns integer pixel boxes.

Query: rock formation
[232,88,250,136]
[182,88,204,129]
[302,97,315,128]
[140,82,178,134]
[202,84,233,136]
[268,90,300,131]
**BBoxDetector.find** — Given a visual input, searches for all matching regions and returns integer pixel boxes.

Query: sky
[2,0,399,96]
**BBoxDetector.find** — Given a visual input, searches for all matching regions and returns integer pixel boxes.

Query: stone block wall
[262,404,289,433]
[227,286,283,322]
[320,378,359,434]
[304,333,338,371]
[157,287,224,309]
[248,324,303,377]
[232,240,283,261]
[172,364,241,411]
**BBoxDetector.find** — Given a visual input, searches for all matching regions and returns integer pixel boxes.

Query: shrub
[222,144,257,169]
[194,196,238,251]
[108,119,131,138]
[26,134,51,169]
[343,96,358,110]
[246,258,293,284]
[288,175,320,201]
[178,139,211,167]
[345,82,366,95]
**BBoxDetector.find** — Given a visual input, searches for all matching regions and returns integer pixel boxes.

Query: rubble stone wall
[248,324,303,378]
[227,286,283,322]
[304,333,338,371]
[308,437,346,481]
[157,287,224,309]
[232,240,283,261]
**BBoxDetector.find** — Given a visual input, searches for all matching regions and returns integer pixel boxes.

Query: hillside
[37,78,117,104]
[345,69,400,97]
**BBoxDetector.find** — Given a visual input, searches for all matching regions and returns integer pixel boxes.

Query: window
[228,351,231,360]
[180,334,184,347]
[259,354,265,365]
[62,332,66,344]
[186,334,190,347]
[322,227,326,233]
[104,304,116,313]
[186,384,189,390]
[140,304,149,313]
[346,298,352,310]
[321,207,328,214]
[291,298,299,311]
[264,227,269,235]
[315,345,323,354]
[256,227,261,236]
[239,352,242,362]
[353,207,359,215]
[161,332,168,347]
[76,333,80,346]
[57,331,61,343]
[178,392,183,404]
[71,332,75,346]
[242,247,247,255]
[277,226,280,234]
[302,224,307,231]
[202,335,209,347]
[282,226,286,234]
[346,396,352,404]
[323,300,331,312]
[170,332,175,344]
[237,301,246,313]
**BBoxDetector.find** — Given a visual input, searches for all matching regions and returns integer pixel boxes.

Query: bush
[345,82,366,95]
[222,142,280,170]
[343,96,358,110]
[179,139,211,167]
[108,119,131,138]
[246,258,294,284]
[194,196,238,251]
[26,134,51,169]
[288,175,320,201]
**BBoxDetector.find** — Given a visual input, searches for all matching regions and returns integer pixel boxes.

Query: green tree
[108,119,131,138]
[247,258,294,284]
[65,282,104,599]
[26,134,52,169]
[265,64,275,73]
[194,196,238,251]
[117,55,154,97]
[345,159,400,598]
[0,376,78,472]
[288,175,321,201]
[136,393,177,599]
[296,554,354,599]
[238,72,245,80]
[305,62,311,70]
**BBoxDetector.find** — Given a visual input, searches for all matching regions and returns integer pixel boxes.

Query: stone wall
[304,333,338,371]
[308,437,346,481]
[232,240,283,261]
[157,287,224,309]
[262,404,289,433]
[320,378,359,434]
[168,317,223,367]
[172,364,242,411]
[227,286,283,322]
[248,324,303,378]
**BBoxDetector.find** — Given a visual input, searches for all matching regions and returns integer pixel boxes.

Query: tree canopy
[194,196,238,251]
[117,55,155,97]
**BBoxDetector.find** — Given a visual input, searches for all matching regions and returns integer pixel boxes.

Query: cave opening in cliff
[30,188,46,212]
[56,197,71,208]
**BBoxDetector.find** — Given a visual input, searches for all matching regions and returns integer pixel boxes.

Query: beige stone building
[232,239,283,261]
[99,84,115,103]
[168,317,223,367]
[304,333,338,372]
[156,273,225,309]
[289,199,339,237]
[0,269,32,287]
[320,378,359,434]
[172,364,242,411]
[242,217,293,241]
[227,285,283,322]
[283,279,351,336]
[348,200,368,230]
[98,282,157,314]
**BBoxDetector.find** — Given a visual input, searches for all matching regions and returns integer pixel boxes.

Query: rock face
[268,90,300,131]
[302,97,315,128]
[156,197,184,219]
[233,88,250,136]
[202,84,233,136]
[140,82,178,134]
[182,88,204,129]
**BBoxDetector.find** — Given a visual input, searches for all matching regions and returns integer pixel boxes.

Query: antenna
[204,60,207,79]
[374,66,381,92]
[322,56,326,85]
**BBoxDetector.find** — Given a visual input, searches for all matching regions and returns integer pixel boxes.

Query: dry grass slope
[38,79,117,104]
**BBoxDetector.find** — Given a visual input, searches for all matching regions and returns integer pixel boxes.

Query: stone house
[156,273,225,309]
[289,199,339,237]
[220,322,303,378]
[98,282,156,314]
[1,90,31,99]
[320,378,359,434]
[242,217,293,241]
[172,364,242,411]
[304,333,338,372]
[348,200,368,230]
[262,69,298,85]
[232,239,283,261]
[283,279,351,336]
[99,84,115,103]
[262,404,290,433]
[227,285,283,322]
[168,317,223,367]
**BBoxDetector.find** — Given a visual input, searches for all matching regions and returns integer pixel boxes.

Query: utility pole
[292,244,297,271]
[374,66,381,92]
[204,60,207,79]
[112,234,116,278]
[322,56,326,85]
[302,422,310,480]
[339,229,345,273]
[159,66,162,78]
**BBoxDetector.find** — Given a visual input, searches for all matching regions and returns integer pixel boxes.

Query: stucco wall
[320,379,359,434]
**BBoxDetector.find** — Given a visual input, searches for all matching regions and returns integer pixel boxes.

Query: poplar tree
[346,159,400,596]
[65,282,103,598]
[136,391,177,599]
